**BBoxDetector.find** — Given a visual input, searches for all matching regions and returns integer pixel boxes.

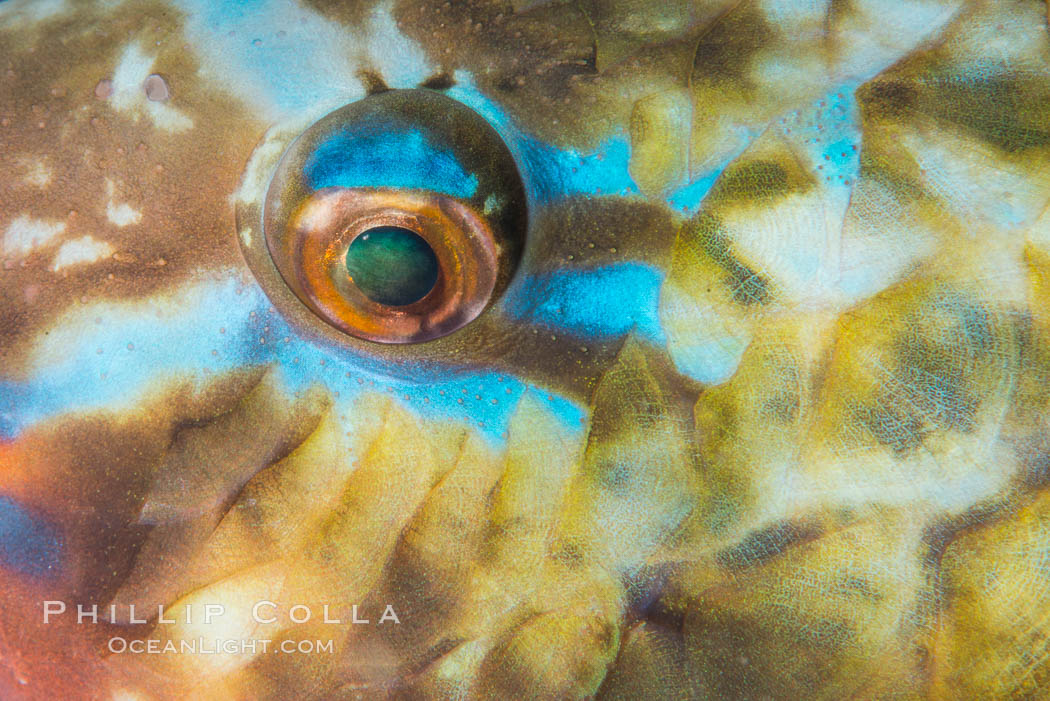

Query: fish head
[2,1,1050,699]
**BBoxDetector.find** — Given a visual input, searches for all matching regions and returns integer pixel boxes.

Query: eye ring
[276,187,499,344]
[238,88,527,348]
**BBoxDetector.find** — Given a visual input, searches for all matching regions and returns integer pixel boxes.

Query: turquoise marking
[668,169,725,215]
[447,76,640,204]
[2,271,587,445]
[501,263,665,343]
[305,124,479,200]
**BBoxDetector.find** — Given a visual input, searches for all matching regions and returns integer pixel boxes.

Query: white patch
[0,0,68,27]
[50,236,115,271]
[661,283,750,386]
[358,1,434,88]
[837,178,940,303]
[105,179,143,227]
[107,203,142,227]
[176,0,432,120]
[110,43,194,133]
[2,215,66,258]
[19,157,52,187]
[232,122,308,207]
[759,0,825,33]
[1028,205,1050,251]
[831,0,965,82]
[483,193,503,216]
[109,691,147,701]
[901,126,1046,230]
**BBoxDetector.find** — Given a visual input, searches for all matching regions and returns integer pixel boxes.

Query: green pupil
[345,226,439,307]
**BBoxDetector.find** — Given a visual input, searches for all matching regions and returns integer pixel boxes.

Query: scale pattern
[1,0,1049,699]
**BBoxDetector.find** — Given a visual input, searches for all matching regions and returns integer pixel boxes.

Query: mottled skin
[1,0,1050,699]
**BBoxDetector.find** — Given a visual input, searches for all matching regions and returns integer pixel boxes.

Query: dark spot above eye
[357,69,390,95]
[420,72,456,90]
[495,74,522,93]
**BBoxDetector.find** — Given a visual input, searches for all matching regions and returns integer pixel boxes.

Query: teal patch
[346,226,439,306]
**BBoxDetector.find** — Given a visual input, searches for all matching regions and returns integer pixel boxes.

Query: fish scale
[1,0,1049,699]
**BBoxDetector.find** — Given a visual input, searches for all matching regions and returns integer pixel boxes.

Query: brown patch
[0,366,269,604]
[689,3,776,94]
[523,196,677,271]
[455,312,626,401]
[302,0,378,27]
[419,72,455,90]
[0,0,264,372]
[714,518,825,571]
[679,212,772,306]
[357,68,390,94]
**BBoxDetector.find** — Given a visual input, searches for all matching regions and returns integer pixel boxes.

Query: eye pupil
[345,226,439,307]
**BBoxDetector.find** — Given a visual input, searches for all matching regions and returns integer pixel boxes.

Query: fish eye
[255,89,527,344]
